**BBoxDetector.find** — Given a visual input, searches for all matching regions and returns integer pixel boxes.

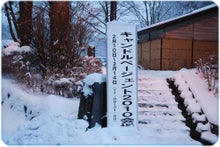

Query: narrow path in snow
[137,76,200,145]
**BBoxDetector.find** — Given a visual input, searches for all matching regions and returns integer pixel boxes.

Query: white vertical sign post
[107,21,137,129]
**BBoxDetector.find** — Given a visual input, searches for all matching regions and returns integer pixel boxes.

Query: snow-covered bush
[52,78,76,98]
[41,56,102,98]
[2,41,37,83]
[194,54,218,93]
[2,41,103,98]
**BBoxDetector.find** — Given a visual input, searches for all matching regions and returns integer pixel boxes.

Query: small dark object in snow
[78,81,107,129]
[7,93,11,99]
[24,105,27,114]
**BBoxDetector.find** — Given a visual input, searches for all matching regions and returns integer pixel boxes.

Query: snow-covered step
[138,111,185,121]
[139,119,189,131]
[138,77,199,145]
[138,98,178,105]
[138,103,180,113]
[201,131,218,144]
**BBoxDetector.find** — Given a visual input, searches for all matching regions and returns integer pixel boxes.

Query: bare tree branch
[4,3,19,42]
[8,2,19,36]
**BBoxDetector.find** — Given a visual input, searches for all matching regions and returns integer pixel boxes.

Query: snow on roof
[138,4,218,32]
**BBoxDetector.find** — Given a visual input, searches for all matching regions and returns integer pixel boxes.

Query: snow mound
[191,113,206,123]
[181,70,218,125]
[83,73,106,85]
[2,78,148,145]
[4,40,20,47]
[196,123,210,132]
[82,73,106,97]
[1,78,85,145]
[201,131,218,144]
[2,41,32,56]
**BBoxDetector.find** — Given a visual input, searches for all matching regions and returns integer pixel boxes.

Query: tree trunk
[18,1,33,46]
[49,1,71,67]
[105,2,109,22]
[110,1,117,21]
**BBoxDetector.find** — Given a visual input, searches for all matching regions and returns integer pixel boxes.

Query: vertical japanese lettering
[107,22,137,129]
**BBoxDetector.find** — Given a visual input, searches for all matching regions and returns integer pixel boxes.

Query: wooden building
[138,4,218,70]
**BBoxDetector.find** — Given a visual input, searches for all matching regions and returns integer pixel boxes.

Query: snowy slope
[174,69,218,144]
[1,78,147,145]
[1,79,87,145]
[1,69,218,145]
[181,69,218,125]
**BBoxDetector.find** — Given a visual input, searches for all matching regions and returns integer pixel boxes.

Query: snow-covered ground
[1,69,218,145]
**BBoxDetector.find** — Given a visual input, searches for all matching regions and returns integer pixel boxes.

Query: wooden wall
[193,41,218,62]
[138,9,218,70]
[138,39,218,70]
[150,39,161,70]
[193,15,218,41]
[163,14,218,41]
[138,42,150,69]
[164,21,193,40]
[138,43,142,66]
[162,39,192,70]
[138,39,161,70]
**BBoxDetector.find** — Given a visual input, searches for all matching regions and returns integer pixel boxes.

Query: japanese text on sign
[107,22,137,129]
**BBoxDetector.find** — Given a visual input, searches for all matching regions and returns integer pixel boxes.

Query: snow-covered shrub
[2,41,37,83]
[195,54,218,93]
[40,56,102,98]
[52,78,76,98]
[2,42,103,98]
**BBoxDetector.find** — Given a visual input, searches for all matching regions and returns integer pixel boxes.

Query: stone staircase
[138,77,200,145]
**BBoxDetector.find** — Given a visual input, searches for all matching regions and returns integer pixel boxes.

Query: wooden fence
[138,39,218,70]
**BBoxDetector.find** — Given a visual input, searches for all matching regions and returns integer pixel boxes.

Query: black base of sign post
[77,82,107,129]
